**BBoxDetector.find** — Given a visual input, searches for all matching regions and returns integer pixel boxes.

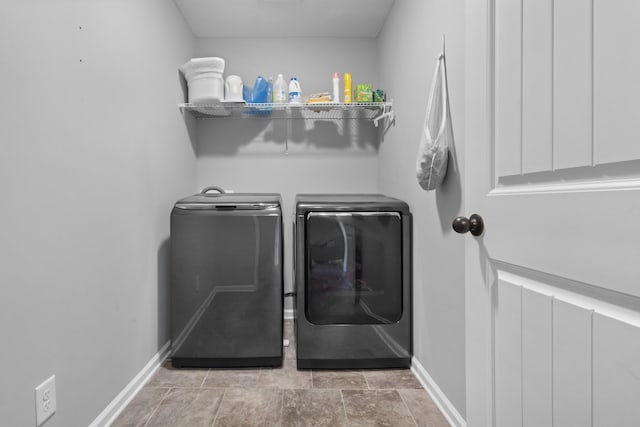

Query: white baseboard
[90,332,463,427]
[94,309,295,425]
[90,341,171,427]
[411,356,466,427]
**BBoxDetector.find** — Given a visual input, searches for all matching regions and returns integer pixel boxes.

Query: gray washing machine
[294,194,412,369]
[170,187,283,368]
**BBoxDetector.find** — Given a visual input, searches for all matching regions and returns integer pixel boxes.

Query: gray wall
[377,0,467,417]
[0,1,195,425]
[193,37,381,297]
[0,1,468,424]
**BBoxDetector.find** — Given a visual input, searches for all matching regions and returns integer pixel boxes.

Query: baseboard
[89,335,462,427]
[90,341,171,427]
[97,308,294,426]
[411,356,466,427]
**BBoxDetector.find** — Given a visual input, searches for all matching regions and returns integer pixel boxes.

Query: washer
[294,194,412,369]
[170,187,283,368]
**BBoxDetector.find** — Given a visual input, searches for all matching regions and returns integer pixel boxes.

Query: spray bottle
[332,72,340,103]
[343,72,352,104]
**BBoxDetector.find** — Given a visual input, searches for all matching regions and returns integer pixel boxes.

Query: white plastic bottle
[273,74,287,103]
[288,77,301,104]
[267,76,273,104]
[332,72,340,103]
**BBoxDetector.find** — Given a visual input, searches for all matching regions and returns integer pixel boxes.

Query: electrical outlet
[35,375,56,426]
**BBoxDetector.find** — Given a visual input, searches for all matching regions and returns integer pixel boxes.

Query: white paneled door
[464,1,640,426]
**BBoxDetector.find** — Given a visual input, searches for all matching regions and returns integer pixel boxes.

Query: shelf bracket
[373,106,394,128]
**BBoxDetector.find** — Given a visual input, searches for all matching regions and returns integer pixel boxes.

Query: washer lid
[174,188,281,211]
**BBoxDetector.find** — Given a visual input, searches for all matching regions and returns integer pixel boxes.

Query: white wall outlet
[35,375,56,426]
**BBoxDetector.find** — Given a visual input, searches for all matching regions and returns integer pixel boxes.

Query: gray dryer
[294,194,412,369]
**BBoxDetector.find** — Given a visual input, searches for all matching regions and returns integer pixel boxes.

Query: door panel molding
[493,157,640,194]
[552,299,593,427]
[493,270,640,427]
[522,0,553,174]
[494,261,640,326]
[593,314,640,425]
[553,0,593,170]
[494,0,522,178]
[594,0,640,164]
[496,157,640,191]
[494,280,523,427]
[521,289,553,427]
[490,177,640,196]
[493,0,640,181]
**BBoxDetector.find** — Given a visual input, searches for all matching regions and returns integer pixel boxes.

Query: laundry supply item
[343,72,352,103]
[373,89,385,102]
[179,57,225,104]
[224,75,243,102]
[307,92,332,103]
[355,84,373,102]
[243,76,270,103]
[273,74,287,103]
[288,77,302,103]
[332,72,340,103]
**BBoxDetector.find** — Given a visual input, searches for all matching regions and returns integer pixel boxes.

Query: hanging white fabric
[416,45,452,191]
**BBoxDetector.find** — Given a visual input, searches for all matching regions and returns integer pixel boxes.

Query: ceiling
[174,0,396,38]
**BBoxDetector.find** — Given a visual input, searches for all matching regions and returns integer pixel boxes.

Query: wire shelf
[179,101,393,124]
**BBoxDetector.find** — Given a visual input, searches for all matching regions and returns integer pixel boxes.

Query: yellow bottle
[344,72,352,104]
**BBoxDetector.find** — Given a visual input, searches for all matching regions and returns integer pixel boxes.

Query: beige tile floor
[112,321,450,427]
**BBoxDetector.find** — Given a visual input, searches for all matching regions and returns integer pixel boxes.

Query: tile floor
[112,321,450,426]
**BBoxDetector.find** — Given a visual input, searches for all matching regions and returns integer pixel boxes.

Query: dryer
[294,194,412,369]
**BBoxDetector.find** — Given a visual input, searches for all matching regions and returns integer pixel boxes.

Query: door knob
[452,214,484,236]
